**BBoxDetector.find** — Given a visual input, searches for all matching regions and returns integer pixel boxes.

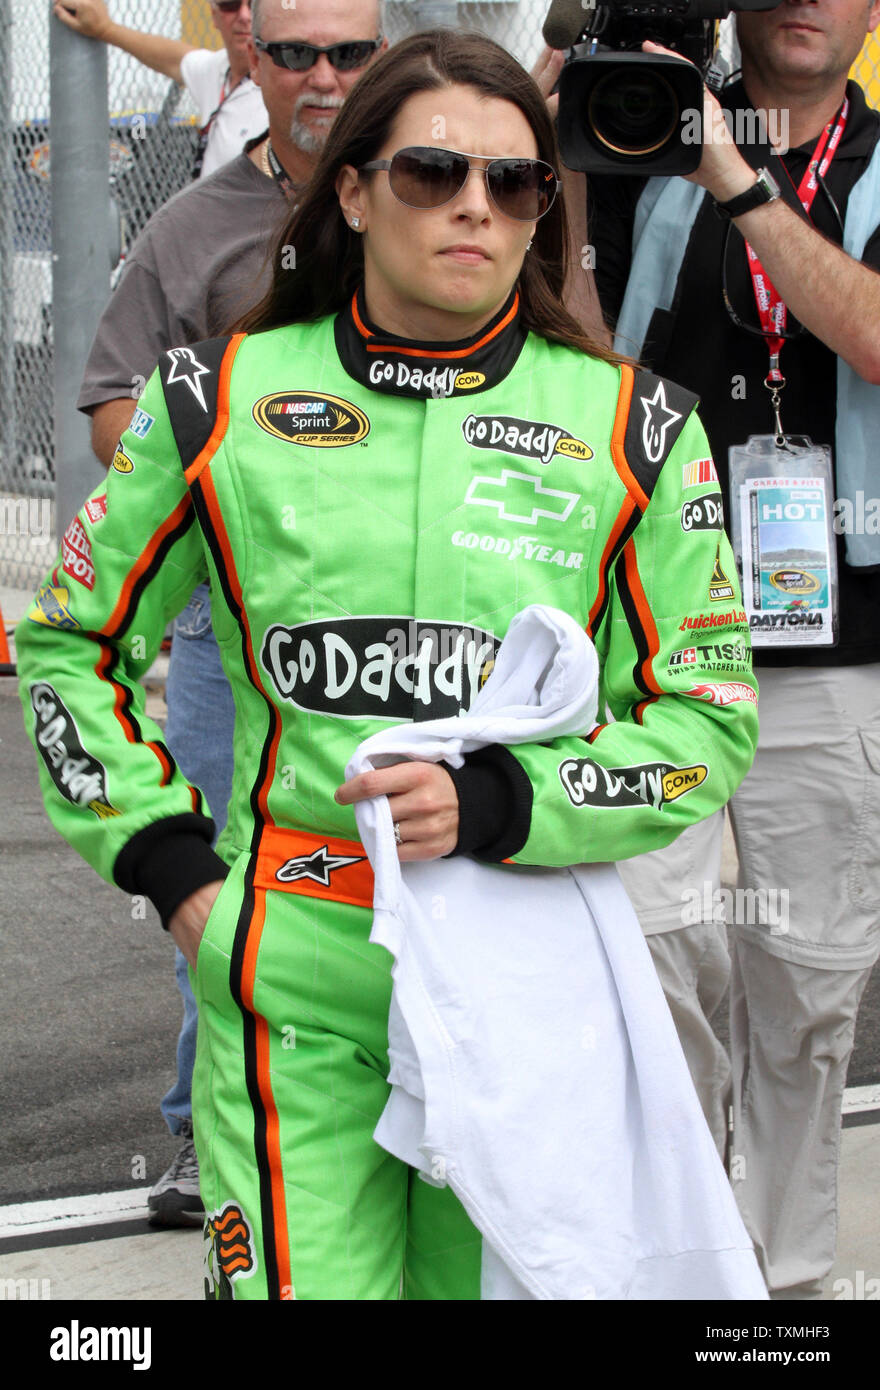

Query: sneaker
[148,1120,204,1228]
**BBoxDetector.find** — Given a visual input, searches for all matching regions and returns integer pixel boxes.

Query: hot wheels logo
[684,682,758,707]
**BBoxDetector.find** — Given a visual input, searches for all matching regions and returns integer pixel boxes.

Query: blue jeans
[160,583,235,1135]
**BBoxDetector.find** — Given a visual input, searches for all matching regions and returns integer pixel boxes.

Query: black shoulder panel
[623,370,699,504]
[158,336,235,472]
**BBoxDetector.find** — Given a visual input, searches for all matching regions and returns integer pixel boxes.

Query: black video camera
[552,0,780,175]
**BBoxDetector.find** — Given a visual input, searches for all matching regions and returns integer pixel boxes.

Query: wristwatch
[713,167,782,220]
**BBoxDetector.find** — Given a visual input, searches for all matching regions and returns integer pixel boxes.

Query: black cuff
[114,813,230,929]
[445,744,534,862]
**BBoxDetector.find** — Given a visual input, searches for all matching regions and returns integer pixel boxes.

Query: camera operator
[570,0,880,1299]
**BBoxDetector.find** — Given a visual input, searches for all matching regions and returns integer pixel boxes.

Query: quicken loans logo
[50,1320,151,1371]
[462,414,593,466]
[253,392,370,447]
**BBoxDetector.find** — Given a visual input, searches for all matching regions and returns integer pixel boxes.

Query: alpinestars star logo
[166,347,211,412]
[275,845,366,886]
[641,382,682,464]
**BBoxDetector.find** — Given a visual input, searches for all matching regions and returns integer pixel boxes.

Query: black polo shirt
[589,79,880,666]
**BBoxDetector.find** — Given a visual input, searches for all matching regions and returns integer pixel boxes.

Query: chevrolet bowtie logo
[464,469,580,525]
[275,845,365,887]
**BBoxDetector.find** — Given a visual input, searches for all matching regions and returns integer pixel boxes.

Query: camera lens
[587,70,679,157]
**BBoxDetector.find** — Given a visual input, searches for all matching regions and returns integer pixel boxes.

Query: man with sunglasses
[73,0,386,1228]
[565,0,880,1300]
[53,0,267,179]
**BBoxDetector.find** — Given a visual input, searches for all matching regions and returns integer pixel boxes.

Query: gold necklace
[260,139,271,178]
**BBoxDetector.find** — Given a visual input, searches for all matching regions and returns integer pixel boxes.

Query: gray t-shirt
[78,151,288,410]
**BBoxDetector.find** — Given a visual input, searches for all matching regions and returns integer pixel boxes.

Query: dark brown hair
[236,28,619,364]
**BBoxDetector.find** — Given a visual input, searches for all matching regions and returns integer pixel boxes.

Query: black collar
[724,78,880,163]
[334,285,527,399]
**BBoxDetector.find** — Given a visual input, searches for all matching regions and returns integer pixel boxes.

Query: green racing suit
[17,289,757,1299]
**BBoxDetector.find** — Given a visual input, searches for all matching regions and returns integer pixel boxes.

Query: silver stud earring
[351,217,361,230]
[526,239,533,251]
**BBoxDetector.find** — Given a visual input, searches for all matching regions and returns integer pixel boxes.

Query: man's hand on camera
[642,40,758,205]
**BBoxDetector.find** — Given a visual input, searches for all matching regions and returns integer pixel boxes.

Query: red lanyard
[744,98,849,385]
[192,70,234,180]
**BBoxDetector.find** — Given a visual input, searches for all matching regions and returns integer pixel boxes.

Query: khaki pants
[623,663,880,1296]
[619,812,731,1159]
[727,663,880,1297]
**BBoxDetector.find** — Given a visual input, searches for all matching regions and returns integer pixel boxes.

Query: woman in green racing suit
[17,29,757,1299]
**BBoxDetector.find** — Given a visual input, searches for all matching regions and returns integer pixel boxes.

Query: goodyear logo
[769,568,821,595]
[454,371,485,390]
[253,392,370,447]
[558,758,708,811]
[462,414,593,467]
[29,584,79,631]
[112,448,134,474]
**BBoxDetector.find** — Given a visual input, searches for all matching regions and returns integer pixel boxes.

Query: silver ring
[393,821,402,845]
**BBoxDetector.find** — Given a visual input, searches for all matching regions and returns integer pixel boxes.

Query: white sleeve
[179,48,228,125]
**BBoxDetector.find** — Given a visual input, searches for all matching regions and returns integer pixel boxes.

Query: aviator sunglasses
[359,146,561,222]
[253,36,383,72]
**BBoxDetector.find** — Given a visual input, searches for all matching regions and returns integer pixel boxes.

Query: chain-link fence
[1,0,208,590]
[1,2,879,593]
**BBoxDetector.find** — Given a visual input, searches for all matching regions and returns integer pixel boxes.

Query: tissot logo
[462,413,592,466]
[260,617,498,721]
[253,392,370,447]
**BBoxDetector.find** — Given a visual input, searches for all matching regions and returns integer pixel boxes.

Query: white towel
[347,604,767,1300]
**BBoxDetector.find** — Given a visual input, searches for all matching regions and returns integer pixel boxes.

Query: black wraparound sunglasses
[253,36,383,72]
[213,1,248,12]
[359,146,560,222]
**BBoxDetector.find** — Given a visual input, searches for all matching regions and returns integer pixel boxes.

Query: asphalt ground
[0,674,182,1209]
